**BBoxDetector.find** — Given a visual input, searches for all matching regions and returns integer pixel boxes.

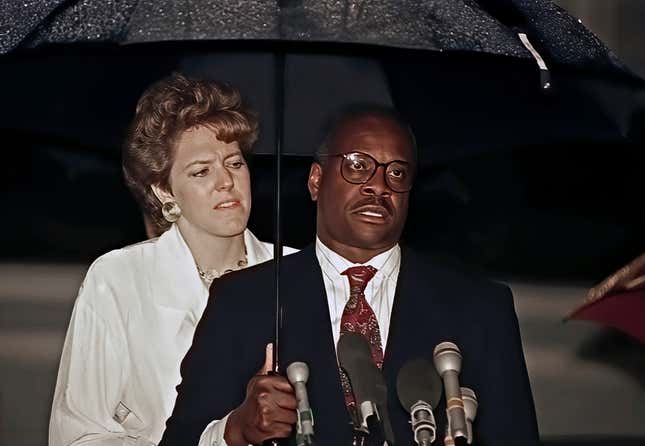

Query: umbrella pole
[272,50,285,373]
[262,49,286,446]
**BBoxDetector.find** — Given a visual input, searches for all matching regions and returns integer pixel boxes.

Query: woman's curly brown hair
[123,73,258,233]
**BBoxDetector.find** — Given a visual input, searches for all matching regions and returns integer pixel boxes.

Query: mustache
[350,196,394,216]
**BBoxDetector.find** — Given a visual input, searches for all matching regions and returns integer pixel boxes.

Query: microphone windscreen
[337,333,383,403]
[338,333,395,445]
[397,358,443,411]
[338,332,372,364]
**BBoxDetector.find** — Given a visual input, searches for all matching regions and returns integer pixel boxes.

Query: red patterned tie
[338,265,384,410]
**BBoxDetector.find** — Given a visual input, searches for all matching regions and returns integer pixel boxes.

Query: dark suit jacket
[161,245,539,446]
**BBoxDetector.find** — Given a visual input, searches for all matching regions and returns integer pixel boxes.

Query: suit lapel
[280,246,353,445]
[382,248,453,446]
[384,248,456,367]
[384,247,419,368]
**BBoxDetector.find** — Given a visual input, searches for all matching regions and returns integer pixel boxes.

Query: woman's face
[156,125,252,238]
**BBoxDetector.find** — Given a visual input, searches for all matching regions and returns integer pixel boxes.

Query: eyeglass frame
[318,151,415,193]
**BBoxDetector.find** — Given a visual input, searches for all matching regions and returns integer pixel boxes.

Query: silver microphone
[433,342,468,442]
[286,362,315,445]
[460,387,478,444]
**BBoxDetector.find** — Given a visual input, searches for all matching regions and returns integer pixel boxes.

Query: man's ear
[307,163,323,202]
[150,184,174,204]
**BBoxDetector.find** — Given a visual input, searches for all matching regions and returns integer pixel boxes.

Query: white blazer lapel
[244,229,273,265]
[151,224,208,326]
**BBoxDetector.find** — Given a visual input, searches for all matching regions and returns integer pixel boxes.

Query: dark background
[1,41,643,281]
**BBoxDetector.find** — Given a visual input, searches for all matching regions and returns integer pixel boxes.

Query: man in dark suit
[160,105,539,446]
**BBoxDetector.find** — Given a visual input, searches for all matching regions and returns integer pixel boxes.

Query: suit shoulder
[402,248,512,305]
[215,246,312,285]
[258,240,299,256]
[210,246,313,306]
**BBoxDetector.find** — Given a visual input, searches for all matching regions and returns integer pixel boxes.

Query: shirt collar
[315,236,400,280]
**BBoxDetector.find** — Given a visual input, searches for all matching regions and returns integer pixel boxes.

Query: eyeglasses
[322,151,414,193]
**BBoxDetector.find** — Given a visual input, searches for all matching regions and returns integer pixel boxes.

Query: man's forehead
[329,114,415,158]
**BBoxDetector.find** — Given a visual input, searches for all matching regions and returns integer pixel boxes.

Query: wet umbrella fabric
[0,0,630,75]
[3,0,642,162]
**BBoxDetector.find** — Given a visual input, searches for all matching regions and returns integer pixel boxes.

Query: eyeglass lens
[341,152,412,192]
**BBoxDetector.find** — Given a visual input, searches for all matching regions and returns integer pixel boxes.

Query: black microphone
[286,362,315,446]
[396,358,443,445]
[460,387,478,444]
[337,332,395,445]
[433,342,468,443]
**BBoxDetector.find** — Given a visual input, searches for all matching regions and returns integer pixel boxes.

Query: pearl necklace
[196,257,248,285]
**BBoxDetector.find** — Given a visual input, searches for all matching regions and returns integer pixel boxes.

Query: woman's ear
[307,163,323,201]
[150,184,174,204]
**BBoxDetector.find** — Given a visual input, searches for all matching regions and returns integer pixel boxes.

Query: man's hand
[224,344,298,446]
[587,253,645,301]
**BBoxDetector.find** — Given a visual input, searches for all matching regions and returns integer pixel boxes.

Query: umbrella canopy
[4,1,643,162]
[0,0,632,73]
[567,287,645,344]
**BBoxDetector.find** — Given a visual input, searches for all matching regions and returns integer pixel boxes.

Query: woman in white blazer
[49,74,295,446]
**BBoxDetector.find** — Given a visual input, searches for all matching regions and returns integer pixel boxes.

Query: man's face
[308,114,415,257]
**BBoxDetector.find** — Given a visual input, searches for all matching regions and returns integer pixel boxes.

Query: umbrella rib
[518,32,551,90]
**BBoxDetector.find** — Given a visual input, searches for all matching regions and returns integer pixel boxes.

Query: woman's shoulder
[78,236,170,308]
[87,236,161,277]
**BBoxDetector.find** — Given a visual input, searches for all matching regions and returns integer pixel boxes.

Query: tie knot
[342,265,377,294]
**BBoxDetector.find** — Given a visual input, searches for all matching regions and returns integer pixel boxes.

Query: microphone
[396,358,443,445]
[337,332,395,445]
[286,362,315,446]
[460,387,478,444]
[433,342,468,443]
[443,426,455,446]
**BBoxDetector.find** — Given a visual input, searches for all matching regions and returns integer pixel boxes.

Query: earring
[161,201,181,223]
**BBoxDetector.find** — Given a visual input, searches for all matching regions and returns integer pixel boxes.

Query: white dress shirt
[202,238,401,446]
[49,224,296,446]
[314,237,401,350]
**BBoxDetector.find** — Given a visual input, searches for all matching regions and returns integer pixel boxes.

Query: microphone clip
[295,408,315,446]
[410,400,437,444]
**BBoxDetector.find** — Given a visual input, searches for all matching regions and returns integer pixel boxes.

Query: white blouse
[49,224,295,446]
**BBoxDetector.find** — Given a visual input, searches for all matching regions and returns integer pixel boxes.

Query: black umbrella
[0,0,629,66]
[3,1,643,155]
[2,1,644,373]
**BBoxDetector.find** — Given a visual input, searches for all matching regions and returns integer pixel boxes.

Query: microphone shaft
[417,430,433,446]
[443,370,468,439]
[292,382,314,436]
